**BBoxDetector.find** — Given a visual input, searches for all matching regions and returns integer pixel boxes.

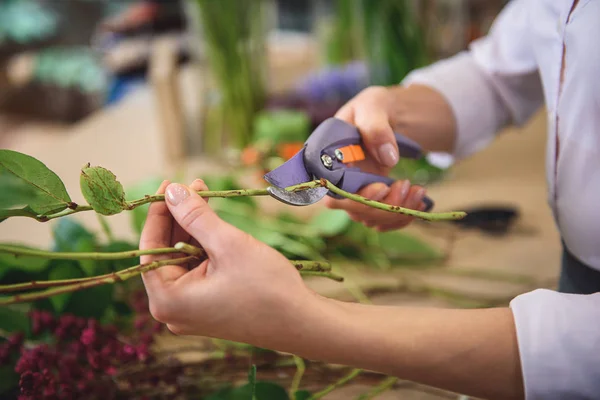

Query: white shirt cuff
[509,289,600,399]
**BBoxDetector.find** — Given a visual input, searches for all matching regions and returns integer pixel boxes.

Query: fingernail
[372,185,391,201]
[166,184,189,206]
[398,180,410,201]
[411,188,425,204]
[378,143,399,167]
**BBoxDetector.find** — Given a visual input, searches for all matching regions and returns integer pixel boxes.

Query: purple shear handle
[304,118,434,211]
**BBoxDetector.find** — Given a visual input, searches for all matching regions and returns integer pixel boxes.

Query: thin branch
[0,256,197,305]
[309,368,362,399]
[0,242,204,261]
[317,179,466,221]
[3,179,465,223]
[290,260,331,272]
[356,377,399,400]
[290,356,306,399]
[299,271,344,282]
[0,258,339,295]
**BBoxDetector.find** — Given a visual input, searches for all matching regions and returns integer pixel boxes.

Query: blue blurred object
[104,75,145,106]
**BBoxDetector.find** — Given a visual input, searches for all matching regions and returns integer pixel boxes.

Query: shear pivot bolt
[334,149,344,161]
[321,154,333,169]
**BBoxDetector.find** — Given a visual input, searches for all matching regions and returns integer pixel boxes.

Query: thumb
[353,106,399,168]
[164,183,235,255]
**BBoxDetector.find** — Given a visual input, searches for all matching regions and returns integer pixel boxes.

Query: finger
[403,185,426,211]
[140,181,189,291]
[164,183,236,256]
[353,104,398,168]
[334,102,355,123]
[171,179,209,249]
[140,180,172,265]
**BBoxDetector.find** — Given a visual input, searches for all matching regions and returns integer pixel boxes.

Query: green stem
[6,180,466,223]
[299,271,344,282]
[0,258,337,294]
[290,260,331,272]
[0,242,204,261]
[290,356,306,399]
[309,368,362,399]
[0,256,196,305]
[319,180,466,221]
[356,377,398,400]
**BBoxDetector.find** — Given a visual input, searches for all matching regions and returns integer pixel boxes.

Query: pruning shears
[263,117,434,210]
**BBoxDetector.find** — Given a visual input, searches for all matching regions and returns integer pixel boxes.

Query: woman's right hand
[323,85,432,232]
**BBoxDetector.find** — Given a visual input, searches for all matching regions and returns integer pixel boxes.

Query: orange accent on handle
[337,145,365,163]
[278,142,304,161]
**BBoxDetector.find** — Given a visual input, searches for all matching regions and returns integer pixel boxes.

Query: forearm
[386,84,458,154]
[273,295,524,400]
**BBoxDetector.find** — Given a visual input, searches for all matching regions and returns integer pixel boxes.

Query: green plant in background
[190,0,269,155]
[0,0,58,45]
[31,47,108,93]
[322,0,364,66]
[357,0,430,86]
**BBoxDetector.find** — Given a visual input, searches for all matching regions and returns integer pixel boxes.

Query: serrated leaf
[126,177,165,236]
[308,209,351,237]
[0,149,71,215]
[80,165,127,216]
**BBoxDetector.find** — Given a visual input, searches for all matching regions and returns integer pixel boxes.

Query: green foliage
[253,110,311,144]
[0,149,72,220]
[0,306,31,336]
[80,165,127,216]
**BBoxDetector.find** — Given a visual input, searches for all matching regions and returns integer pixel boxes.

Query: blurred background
[0,1,562,399]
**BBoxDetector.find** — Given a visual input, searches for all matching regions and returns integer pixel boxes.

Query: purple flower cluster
[0,289,169,399]
[294,61,369,104]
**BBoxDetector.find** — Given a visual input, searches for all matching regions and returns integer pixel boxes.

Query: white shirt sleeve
[510,289,600,399]
[401,0,545,160]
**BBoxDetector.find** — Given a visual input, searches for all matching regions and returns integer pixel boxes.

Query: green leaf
[0,306,30,335]
[80,165,127,216]
[308,209,351,237]
[0,149,72,215]
[293,391,312,400]
[64,283,114,320]
[0,171,39,209]
[52,218,96,252]
[47,262,83,313]
[125,177,165,236]
[378,231,441,260]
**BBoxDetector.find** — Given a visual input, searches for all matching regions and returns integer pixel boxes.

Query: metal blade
[264,149,329,206]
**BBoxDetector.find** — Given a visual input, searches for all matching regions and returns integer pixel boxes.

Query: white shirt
[402,0,600,398]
